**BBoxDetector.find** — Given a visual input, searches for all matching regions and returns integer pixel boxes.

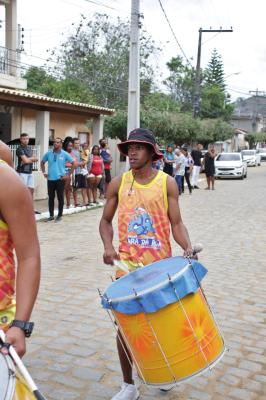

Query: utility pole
[249,89,266,132]
[127,0,141,136]
[193,27,233,118]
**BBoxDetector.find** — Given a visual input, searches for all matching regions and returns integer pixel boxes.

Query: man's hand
[43,173,48,179]
[183,246,194,258]
[103,246,119,265]
[2,327,26,357]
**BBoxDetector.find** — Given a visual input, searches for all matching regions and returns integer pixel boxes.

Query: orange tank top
[0,160,15,310]
[117,170,172,277]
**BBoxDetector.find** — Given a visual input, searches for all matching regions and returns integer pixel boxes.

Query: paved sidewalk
[25,167,266,400]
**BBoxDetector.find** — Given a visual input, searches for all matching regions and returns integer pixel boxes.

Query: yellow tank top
[0,160,15,311]
[117,170,172,277]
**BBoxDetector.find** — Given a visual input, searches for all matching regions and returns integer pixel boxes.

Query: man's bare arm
[0,164,40,355]
[167,176,193,256]
[99,176,121,265]
[20,154,38,164]
[0,141,13,167]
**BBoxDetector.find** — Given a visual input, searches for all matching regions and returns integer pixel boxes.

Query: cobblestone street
[25,166,266,400]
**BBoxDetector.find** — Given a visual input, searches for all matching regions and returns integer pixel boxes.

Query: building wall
[231,117,263,133]
[50,112,91,141]
[21,108,36,137]
[10,108,92,142]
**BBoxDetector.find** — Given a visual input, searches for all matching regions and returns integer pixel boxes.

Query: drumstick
[192,243,203,255]
[0,330,47,400]
[113,259,129,273]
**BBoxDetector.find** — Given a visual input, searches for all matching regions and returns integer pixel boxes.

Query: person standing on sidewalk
[99,139,113,198]
[174,148,186,195]
[191,143,203,189]
[72,138,88,207]
[163,144,175,176]
[182,147,193,194]
[87,145,104,204]
[203,144,216,190]
[41,138,75,222]
[99,128,193,400]
[0,156,40,357]
[16,133,40,214]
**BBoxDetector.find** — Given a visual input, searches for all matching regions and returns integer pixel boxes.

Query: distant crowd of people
[15,133,112,221]
[14,133,217,221]
[157,143,216,194]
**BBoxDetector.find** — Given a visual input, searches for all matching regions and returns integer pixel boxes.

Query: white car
[241,150,261,167]
[258,148,266,162]
[215,153,247,179]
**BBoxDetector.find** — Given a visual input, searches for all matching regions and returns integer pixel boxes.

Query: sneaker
[55,216,62,222]
[45,216,54,222]
[194,185,200,189]
[111,383,139,400]
[34,210,41,214]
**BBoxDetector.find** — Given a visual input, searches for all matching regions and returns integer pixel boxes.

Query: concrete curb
[35,203,104,222]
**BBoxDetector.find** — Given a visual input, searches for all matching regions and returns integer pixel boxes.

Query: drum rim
[0,352,16,400]
[138,345,227,387]
[107,262,191,303]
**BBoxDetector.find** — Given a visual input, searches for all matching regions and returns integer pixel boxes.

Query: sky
[1,0,265,101]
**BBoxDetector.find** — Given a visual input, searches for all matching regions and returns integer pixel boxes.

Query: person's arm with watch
[0,163,40,357]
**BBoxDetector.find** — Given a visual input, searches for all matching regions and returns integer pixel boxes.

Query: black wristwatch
[10,320,34,338]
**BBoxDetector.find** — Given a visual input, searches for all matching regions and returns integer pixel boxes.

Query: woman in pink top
[87,145,104,204]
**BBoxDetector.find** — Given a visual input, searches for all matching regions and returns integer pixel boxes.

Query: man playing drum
[0,147,40,357]
[99,128,194,400]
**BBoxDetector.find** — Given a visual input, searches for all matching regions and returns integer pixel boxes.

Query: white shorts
[19,173,34,189]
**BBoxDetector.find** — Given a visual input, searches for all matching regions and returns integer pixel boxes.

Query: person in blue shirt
[41,138,75,222]
[163,144,175,176]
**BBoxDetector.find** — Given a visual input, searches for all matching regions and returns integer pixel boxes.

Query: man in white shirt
[174,148,186,195]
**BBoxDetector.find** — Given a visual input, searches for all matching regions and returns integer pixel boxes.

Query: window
[78,132,89,144]
[216,154,241,161]
[49,129,55,141]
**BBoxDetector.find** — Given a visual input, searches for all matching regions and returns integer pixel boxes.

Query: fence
[9,145,41,171]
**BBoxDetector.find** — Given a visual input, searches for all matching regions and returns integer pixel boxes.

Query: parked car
[215,153,247,179]
[241,150,261,167]
[258,148,266,161]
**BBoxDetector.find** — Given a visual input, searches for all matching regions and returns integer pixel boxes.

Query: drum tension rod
[98,289,112,307]
[8,368,16,377]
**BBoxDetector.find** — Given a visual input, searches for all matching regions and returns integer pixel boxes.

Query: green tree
[142,92,180,113]
[246,132,266,148]
[200,49,233,120]
[200,85,233,120]
[204,48,225,91]
[163,56,195,112]
[24,66,96,104]
[48,13,159,109]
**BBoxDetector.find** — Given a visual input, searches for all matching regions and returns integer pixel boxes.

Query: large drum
[0,352,35,400]
[102,257,225,387]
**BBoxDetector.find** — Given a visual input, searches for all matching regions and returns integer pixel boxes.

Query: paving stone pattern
[25,167,266,399]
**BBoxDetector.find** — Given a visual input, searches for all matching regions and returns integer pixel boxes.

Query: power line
[202,32,221,45]
[83,0,117,11]
[157,0,192,66]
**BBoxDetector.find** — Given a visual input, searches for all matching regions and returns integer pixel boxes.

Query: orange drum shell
[113,288,225,385]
